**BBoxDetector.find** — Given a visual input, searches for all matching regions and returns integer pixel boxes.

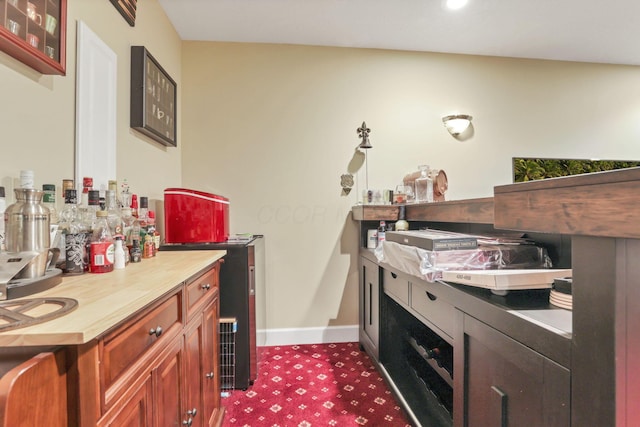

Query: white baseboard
[257,325,358,347]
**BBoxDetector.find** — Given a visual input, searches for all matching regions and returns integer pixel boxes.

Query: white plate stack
[550,277,572,310]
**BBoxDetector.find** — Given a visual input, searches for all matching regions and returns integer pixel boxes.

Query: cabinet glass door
[0,0,66,75]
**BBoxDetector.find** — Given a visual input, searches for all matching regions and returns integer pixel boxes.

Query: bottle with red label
[90,210,115,273]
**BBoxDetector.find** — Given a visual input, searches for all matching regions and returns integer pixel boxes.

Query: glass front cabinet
[0,0,66,75]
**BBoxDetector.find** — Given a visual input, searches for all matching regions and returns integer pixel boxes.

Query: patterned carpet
[222,342,412,426]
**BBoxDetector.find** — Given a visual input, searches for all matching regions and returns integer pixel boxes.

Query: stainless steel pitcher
[4,188,54,278]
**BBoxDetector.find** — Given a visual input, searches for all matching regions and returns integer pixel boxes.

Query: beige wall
[0,0,181,204]
[2,0,640,339]
[181,42,640,333]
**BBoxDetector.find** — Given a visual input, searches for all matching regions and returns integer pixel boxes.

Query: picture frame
[110,0,137,26]
[130,46,177,147]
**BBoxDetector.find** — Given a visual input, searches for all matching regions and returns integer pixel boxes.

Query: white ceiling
[158,0,640,66]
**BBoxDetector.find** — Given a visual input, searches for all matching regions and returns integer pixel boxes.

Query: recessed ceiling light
[445,0,468,10]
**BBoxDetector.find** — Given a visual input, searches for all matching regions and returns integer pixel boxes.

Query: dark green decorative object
[513,158,640,182]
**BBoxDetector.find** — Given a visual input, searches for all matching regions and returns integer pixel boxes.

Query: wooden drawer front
[383,269,410,306]
[186,265,219,319]
[410,281,455,338]
[102,294,181,390]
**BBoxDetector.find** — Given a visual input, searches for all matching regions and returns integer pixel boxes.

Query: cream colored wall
[0,0,181,206]
[181,42,640,333]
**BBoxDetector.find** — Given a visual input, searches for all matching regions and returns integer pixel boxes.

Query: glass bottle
[59,189,89,275]
[130,238,142,263]
[105,190,123,238]
[131,194,139,218]
[82,190,101,231]
[415,165,434,203]
[113,236,126,269]
[395,205,409,231]
[42,184,58,224]
[80,177,93,209]
[142,234,155,258]
[89,210,114,273]
[147,210,161,254]
[138,196,149,249]
[377,220,386,246]
[121,207,135,247]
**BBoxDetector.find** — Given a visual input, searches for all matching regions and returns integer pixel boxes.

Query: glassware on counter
[415,165,434,203]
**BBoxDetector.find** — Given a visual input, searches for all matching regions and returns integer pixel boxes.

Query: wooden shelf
[405,197,494,224]
[494,167,640,238]
[352,197,494,224]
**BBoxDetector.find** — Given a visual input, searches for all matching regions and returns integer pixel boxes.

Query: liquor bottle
[142,234,155,259]
[415,165,434,203]
[105,190,123,238]
[147,210,161,254]
[395,205,409,231]
[131,194,139,218]
[81,177,93,209]
[113,236,126,269]
[130,238,142,263]
[89,210,115,273]
[0,186,5,252]
[138,196,149,249]
[82,190,101,231]
[59,189,89,275]
[42,184,58,224]
[120,179,132,209]
[377,220,386,246]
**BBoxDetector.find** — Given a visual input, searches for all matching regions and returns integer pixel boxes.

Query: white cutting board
[442,269,572,291]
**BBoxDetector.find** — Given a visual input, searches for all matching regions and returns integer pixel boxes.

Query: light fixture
[445,0,468,10]
[442,114,473,136]
[357,121,372,192]
[357,121,372,149]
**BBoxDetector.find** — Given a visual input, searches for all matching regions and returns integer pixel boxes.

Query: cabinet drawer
[410,281,455,338]
[102,293,182,390]
[383,269,410,306]
[186,264,219,319]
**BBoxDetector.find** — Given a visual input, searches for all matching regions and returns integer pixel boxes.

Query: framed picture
[110,0,137,26]
[130,46,177,147]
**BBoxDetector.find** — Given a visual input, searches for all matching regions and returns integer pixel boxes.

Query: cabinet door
[152,337,183,427]
[463,315,570,427]
[360,256,380,358]
[184,313,205,427]
[203,295,223,425]
[98,375,153,427]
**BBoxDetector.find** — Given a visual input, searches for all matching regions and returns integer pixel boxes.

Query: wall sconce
[442,114,473,137]
[357,121,372,149]
[357,121,372,191]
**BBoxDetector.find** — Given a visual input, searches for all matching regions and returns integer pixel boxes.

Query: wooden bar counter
[0,250,226,427]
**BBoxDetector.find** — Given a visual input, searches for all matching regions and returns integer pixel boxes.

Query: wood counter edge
[0,250,226,347]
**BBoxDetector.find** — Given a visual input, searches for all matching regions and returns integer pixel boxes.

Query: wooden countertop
[0,250,226,347]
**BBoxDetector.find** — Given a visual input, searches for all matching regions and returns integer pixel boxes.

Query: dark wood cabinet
[0,0,66,74]
[462,314,569,427]
[360,255,380,361]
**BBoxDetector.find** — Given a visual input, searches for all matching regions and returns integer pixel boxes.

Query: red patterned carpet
[222,342,412,426]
